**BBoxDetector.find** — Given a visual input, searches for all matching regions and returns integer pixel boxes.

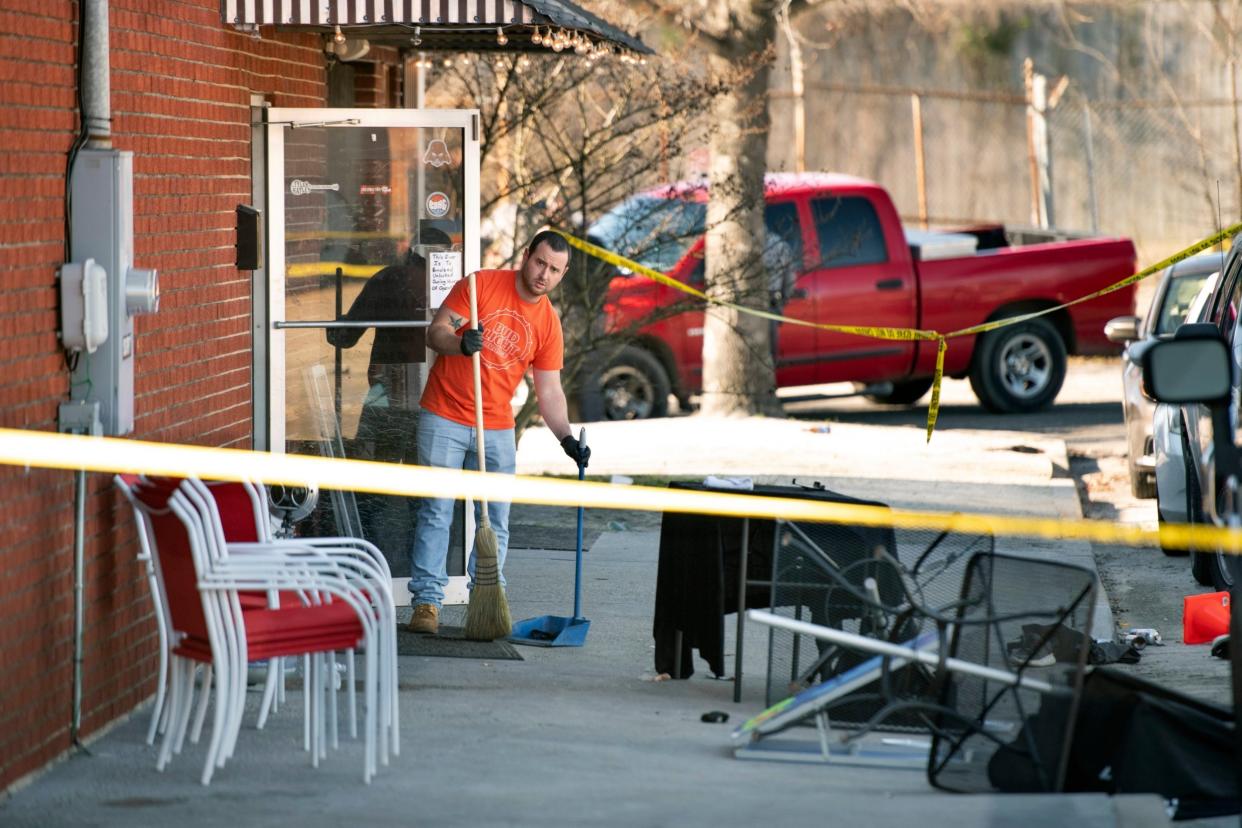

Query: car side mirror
[1105,315,1140,344]
[1139,335,1231,405]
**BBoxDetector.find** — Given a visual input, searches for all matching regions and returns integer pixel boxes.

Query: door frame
[259,106,481,605]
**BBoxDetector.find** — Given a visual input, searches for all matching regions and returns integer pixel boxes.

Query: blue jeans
[408,409,515,608]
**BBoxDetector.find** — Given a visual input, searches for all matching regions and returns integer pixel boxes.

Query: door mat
[396,625,524,661]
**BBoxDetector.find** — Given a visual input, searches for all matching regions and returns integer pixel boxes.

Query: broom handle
[573,427,586,619]
[468,272,490,526]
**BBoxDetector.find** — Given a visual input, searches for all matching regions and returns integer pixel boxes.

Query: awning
[221,0,651,54]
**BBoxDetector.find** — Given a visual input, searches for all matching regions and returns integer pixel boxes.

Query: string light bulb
[411,25,421,46]
[531,27,542,46]
[332,24,346,44]
[496,26,508,46]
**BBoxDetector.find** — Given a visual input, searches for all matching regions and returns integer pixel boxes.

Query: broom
[463,272,512,641]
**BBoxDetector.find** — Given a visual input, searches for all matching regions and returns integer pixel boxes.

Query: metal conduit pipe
[72,469,87,747]
[82,0,110,146]
[70,0,110,747]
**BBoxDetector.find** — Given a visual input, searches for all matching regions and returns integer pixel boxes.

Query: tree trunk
[699,0,783,418]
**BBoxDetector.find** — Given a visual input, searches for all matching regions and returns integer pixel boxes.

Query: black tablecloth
[652,482,893,679]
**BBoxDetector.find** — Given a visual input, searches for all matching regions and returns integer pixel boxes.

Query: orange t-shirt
[419,269,563,430]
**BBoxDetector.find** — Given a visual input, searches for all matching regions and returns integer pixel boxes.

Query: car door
[801,194,916,384]
[677,200,813,389]
[1184,249,1242,523]
[764,200,817,387]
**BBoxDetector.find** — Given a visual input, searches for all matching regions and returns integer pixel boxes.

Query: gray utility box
[68,149,158,436]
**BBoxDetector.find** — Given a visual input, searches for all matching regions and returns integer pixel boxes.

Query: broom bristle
[464,525,511,640]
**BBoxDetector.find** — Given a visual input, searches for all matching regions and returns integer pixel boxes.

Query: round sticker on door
[426,191,451,218]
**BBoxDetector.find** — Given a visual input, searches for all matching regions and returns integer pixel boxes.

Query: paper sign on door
[429,251,462,308]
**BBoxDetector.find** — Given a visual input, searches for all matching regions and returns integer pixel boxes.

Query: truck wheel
[864,377,934,406]
[581,346,671,422]
[968,318,1066,413]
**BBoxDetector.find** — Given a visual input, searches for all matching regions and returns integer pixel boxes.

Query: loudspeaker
[236,204,262,270]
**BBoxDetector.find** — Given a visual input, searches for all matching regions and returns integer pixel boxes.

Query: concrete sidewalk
[1,415,1170,827]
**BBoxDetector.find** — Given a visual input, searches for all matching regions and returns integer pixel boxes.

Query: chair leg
[308,654,318,768]
[146,599,170,746]
[157,658,189,772]
[174,664,205,755]
[256,659,279,730]
[271,656,282,714]
[156,688,173,738]
[189,663,213,744]
[322,655,332,759]
[201,658,232,785]
[347,649,357,740]
[364,643,378,783]
[328,653,339,751]
[303,654,311,753]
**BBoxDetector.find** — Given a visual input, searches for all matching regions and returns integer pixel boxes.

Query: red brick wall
[0,0,398,792]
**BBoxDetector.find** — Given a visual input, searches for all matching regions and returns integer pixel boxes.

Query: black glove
[459,325,484,356]
[561,434,591,468]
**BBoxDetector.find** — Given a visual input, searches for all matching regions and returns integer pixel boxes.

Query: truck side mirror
[1139,335,1231,405]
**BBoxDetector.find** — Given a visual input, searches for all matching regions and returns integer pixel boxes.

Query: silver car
[1105,253,1221,498]
[1151,270,1219,551]
[1176,239,1242,589]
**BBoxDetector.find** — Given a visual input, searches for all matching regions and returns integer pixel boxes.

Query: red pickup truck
[581,172,1137,419]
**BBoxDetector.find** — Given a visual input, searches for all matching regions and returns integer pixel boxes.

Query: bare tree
[696,0,785,417]
[427,34,718,435]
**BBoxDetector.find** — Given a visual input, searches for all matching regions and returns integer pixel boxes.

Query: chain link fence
[769,83,1242,274]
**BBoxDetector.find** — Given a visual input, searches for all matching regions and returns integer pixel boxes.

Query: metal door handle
[274,320,430,329]
[875,279,903,291]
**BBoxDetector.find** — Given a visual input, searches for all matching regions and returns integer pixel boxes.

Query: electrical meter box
[67,149,159,436]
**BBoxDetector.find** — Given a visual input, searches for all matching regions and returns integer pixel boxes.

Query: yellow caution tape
[558,223,1242,442]
[559,232,948,441]
[4,427,1240,555]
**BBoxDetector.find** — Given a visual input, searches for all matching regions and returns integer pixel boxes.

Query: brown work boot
[407,603,439,635]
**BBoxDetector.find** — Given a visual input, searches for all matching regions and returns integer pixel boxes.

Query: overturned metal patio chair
[741,549,1097,792]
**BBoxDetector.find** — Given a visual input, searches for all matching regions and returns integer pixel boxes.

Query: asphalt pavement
[0,386,1207,827]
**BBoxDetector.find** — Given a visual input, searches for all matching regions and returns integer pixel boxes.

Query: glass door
[265,107,480,605]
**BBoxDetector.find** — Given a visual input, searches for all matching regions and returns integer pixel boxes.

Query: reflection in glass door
[266,108,480,604]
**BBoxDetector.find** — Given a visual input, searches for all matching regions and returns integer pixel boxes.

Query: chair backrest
[201,480,264,543]
[128,478,214,642]
[927,551,1097,794]
[763,521,992,722]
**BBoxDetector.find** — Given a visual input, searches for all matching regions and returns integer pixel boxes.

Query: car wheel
[968,318,1067,413]
[1210,486,1237,591]
[1129,463,1156,499]
[864,377,935,406]
[580,346,671,422]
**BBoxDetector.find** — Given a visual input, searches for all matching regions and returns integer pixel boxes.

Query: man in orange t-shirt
[407,230,591,634]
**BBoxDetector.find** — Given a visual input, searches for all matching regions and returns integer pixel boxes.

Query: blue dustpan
[511,429,590,648]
